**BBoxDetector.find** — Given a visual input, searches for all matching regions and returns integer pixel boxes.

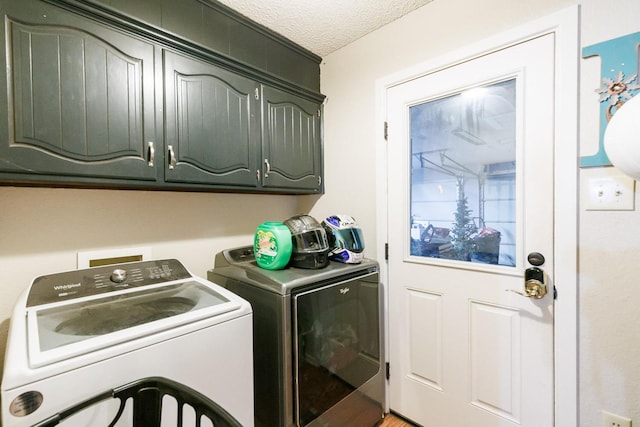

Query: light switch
[585,170,635,211]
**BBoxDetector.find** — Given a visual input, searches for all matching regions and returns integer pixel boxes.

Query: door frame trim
[374,6,579,426]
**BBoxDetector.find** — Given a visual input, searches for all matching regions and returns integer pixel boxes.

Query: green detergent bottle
[254,221,292,270]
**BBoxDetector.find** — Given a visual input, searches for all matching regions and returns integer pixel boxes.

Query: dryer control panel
[26,259,192,307]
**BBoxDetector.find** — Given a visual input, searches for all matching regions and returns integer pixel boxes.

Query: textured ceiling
[215,0,434,57]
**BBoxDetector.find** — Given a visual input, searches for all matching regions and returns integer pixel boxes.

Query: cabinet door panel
[164,51,259,187]
[261,86,322,193]
[1,7,157,182]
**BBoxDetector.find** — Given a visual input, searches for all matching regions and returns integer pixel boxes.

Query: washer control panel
[26,259,191,307]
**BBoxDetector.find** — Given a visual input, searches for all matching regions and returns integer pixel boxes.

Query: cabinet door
[164,51,259,188]
[0,1,158,183]
[261,86,323,193]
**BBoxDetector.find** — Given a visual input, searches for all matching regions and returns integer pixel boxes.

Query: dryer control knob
[110,269,127,283]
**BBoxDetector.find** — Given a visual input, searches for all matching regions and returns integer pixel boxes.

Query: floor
[380,413,417,427]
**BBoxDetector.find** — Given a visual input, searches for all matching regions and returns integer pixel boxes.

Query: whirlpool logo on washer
[53,283,81,291]
[53,282,82,298]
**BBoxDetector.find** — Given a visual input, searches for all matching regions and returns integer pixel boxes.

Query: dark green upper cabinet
[94,0,322,93]
[0,0,324,193]
[0,2,158,183]
[261,86,323,193]
[163,51,259,188]
[163,51,324,194]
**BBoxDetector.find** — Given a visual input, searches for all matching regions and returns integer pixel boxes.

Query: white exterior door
[386,33,555,426]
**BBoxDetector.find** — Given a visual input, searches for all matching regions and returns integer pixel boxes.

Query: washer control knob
[110,269,127,283]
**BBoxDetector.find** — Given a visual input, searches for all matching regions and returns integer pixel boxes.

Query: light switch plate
[602,410,632,427]
[583,168,635,211]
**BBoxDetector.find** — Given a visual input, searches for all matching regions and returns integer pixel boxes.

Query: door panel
[469,300,521,421]
[163,51,259,187]
[261,85,322,192]
[407,289,442,389]
[2,11,157,181]
[387,34,555,427]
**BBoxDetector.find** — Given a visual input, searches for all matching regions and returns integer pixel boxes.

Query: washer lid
[27,279,240,368]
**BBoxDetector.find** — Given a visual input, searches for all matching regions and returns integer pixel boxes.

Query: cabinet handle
[264,158,270,177]
[168,145,176,170]
[147,141,155,167]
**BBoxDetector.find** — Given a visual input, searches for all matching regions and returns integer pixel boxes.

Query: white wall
[311,0,640,426]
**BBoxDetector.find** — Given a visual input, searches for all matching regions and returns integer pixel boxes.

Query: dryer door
[293,271,382,427]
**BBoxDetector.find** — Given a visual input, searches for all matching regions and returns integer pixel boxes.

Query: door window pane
[410,79,516,266]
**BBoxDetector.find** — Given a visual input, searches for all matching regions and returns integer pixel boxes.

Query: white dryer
[1,259,253,427]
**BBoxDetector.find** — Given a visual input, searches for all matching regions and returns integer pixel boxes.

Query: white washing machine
[1,259,254,427]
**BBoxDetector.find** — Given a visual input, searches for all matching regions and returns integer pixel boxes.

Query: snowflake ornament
[596,71,640,121]
[597,71,640,106]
